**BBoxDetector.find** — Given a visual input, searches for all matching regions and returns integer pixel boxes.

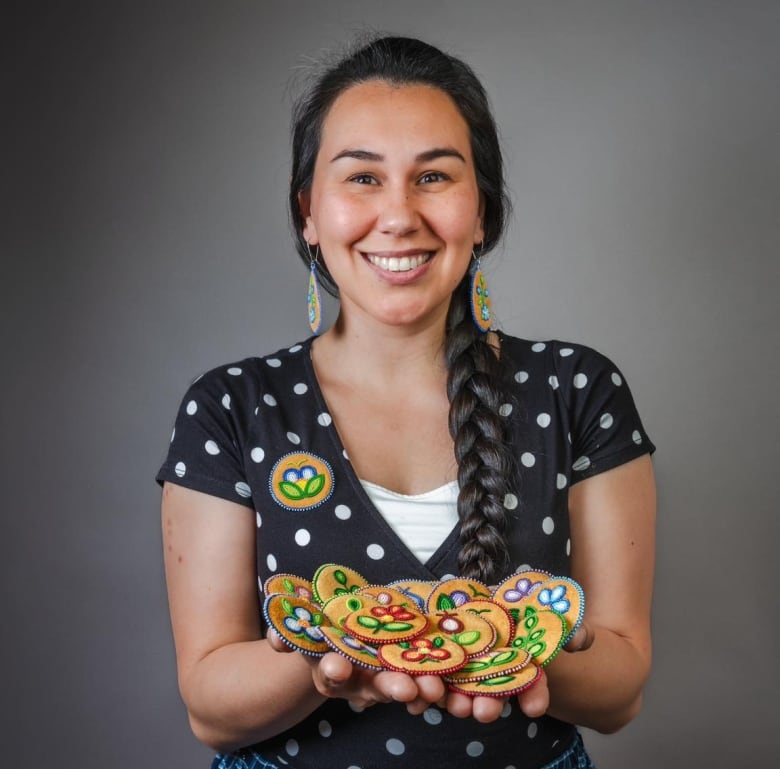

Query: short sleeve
[156,365,255,508]
[550,342,655,484]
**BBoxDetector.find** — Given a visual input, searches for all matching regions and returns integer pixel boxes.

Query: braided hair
[289,36,516,583]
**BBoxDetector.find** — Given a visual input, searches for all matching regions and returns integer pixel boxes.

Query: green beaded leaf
[492,650,518,666]
[453,630,481,646]
[304,474,325,497]
[279,481,304,500]
[382,621,414,632]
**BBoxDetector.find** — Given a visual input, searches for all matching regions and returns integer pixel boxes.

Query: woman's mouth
[365,252,432,273]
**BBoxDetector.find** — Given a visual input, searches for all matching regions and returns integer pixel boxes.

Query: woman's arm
[543,453,656,732]
[162,482,325,752]
[162,482,445,752]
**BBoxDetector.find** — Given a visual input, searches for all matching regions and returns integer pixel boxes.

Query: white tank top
[359,479,459,563]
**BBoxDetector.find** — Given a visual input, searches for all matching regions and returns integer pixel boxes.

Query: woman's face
[301,80,485,331]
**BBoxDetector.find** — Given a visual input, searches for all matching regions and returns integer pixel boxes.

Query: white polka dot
[515,563,531,573]
[257,576,263,593]
[170,427,175,443]
[536,413,551,428]
[600,413,614,429]
[285,739,298,756]
[288,344,302,353]
[423,707,443,725]
[559,347,574,357]
[548,375,559,389]
[441,573,456,581]
[466,741,484,757]
[542,516,555,535]
[335,504,352,520]
[347,766,361,769]
[276,758,288,766]
[318,720,332,737]
[515,370,529,384]
[263,394,277,407]
[295,529,311,546]
[367,544,385,560]
[505,766,517,769]
[501,702,512,718]
[205,440,220,455]
[504,493,518,510]
[221,394,231,410]
[256,512,262,528]
[251,447,265,463]
[267,554,277,571]
[174,461,186,477]
[573,373,588,389]
[267,358,282,368]
[343,449,349,461]
[573,455,591,472]
[287,432,301,445]
[235,482,251,498]
[632,430,643,444]
[317,413,332,426]
[227,367,242,376]
[521,452,536,468]
[566,538,571,556]
[527,721,538,739]
[348,701,365,713]
[556,473,568,490]
[531,342,546,352]
[499,403,513,417]
[385,738,405,756]
[611,372,623,386]
[293,383,308,395]
[186,400,197,415]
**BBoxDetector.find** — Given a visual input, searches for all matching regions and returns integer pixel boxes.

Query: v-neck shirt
[156,332,654,769]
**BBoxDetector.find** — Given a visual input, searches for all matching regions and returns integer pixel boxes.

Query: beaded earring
[307,244,323,335]
[469,252,493,333]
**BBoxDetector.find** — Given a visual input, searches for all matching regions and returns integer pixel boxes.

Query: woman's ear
[475,194,486,244]
[298,190,318,244]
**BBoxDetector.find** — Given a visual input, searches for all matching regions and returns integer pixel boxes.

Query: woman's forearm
[544,626,651,733]
[180,639,326,753]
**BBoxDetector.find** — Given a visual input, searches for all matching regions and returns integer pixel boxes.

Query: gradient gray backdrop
[4,1,779,766]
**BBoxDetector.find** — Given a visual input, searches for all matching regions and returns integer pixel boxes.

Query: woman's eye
[349,173,378,185]
[419,171,448,184]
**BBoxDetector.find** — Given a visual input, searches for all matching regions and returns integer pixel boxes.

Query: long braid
[446,276,514,584]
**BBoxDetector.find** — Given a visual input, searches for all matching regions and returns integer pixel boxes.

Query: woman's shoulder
[182,338,313,394]
[499,331,620,377]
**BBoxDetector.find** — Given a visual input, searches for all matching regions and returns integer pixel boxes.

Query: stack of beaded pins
[263,564,584,697]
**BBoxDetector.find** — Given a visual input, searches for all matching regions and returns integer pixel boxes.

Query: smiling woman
[300,82,483,331]
[157,35,655,769]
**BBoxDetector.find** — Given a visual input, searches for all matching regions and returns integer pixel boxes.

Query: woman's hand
[267,629,447,715]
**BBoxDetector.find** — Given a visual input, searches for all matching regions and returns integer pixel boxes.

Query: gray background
[3,1,779,766]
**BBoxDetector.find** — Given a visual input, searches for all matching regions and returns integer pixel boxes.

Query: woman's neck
[312,308,450,390]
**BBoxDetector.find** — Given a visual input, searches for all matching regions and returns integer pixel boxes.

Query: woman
[158,36,655,769]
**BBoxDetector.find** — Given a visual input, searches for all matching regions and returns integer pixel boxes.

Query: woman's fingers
[516,670,549,718]
[471,695,507,723]
[266,629,293,653]
[564,621,594,653]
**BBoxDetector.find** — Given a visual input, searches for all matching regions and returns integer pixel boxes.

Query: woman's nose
[376,187,421,236]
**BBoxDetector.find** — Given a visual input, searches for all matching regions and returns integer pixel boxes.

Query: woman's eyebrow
[330,147,466,163]
[331,149,382,163]
[415,148,466,163]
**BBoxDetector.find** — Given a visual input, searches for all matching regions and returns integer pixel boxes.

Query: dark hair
[289,36,514,582]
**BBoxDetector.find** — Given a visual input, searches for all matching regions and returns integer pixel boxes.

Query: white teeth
[367,253,431,272]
